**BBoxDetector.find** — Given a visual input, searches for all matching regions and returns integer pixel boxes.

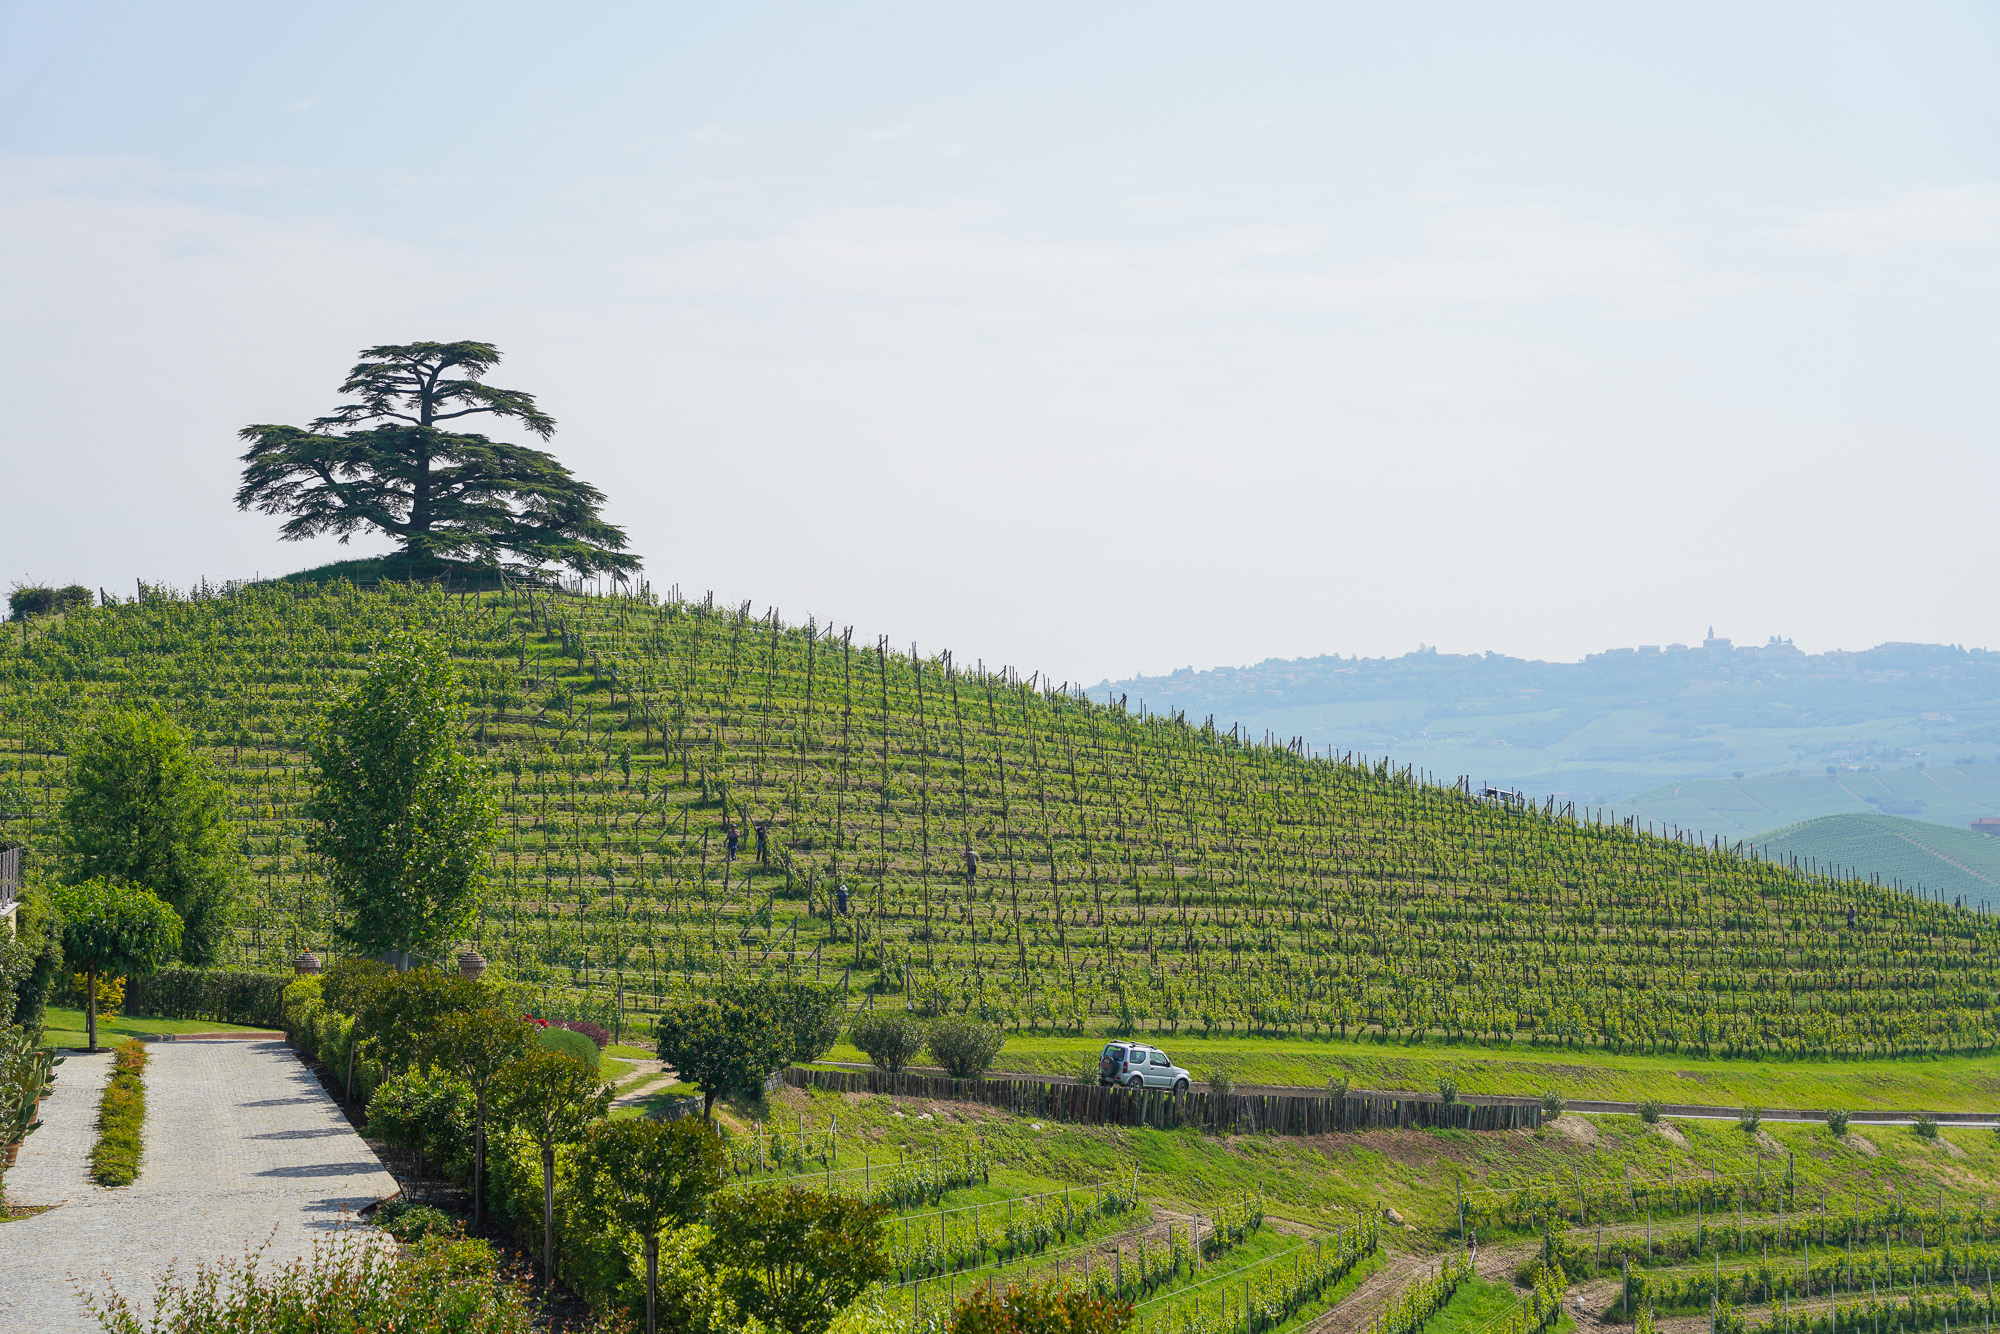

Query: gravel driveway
[0,1038,399,1331]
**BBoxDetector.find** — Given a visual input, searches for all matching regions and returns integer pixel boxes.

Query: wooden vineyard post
[1457,1178,1464,1237]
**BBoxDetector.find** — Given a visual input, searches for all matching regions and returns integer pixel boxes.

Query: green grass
[262,553,507,590]
[1744,813,2000,905]
[90,1038,147,1187]
[821,1033,2000,1114]
[41,1007,270,1051]
[1420,1277,1573,1334]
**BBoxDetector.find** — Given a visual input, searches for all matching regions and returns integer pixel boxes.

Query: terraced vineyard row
[4,580,1999,1056]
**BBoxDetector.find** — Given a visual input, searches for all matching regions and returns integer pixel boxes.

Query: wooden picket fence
[782,1067,1541,1136]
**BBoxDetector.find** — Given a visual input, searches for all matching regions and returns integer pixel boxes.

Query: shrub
[926,1017,1005,1079]
[1738,1106,1764,1133]
[948,1285,1134,1333]
[374,1201,462,1244]
[1203,1068,1234,1096]
[1541,1090,1566,1120]
[7,584,91,621]
[91,1038,147,1186]
[535,1025,599,1069]
[1637,1099,1664,1124]
[1326,1073,1350,1099]
[1826,1108,1851,1137]
[850,1011,927,1075]
[367,1068,476,1177]
[1437,1077,1459,1104]
[546,1018,610,1051]
[1914,1114,1940,1140]
[82,1231,536,1333]
[66,972,125,1011]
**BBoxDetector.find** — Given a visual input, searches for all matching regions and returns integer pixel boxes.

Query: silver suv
[1098,1041,1192,1093]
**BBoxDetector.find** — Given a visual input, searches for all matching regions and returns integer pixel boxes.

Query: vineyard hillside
[3,581,1998,1061]
[1745,813,2000,908]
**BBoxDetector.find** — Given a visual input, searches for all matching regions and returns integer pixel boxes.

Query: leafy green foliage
[1203,1067,1234,1095]
[367,1067,475,1177]
[493,1046,611,1273]
[83,1230,536,1333]
[1638,1099,1664,1124]
[425,1007,535,1226]
[1913,1113,1940,1140]
[946,1286,1133,1334]
[90,1038,147,1186]
[656,996,784,1119]
[235,341,636,577]
[373,1201,461,1245]
[707,1184,890,1334]
[535,1024,598,1067]
[850,1011,926,1075]
[0,886,66,1029]
[573,1115,728,1329]
[48,879,182,1050]
[1825,1108,1850,1137]
[124,968,289,1028]
[304,631,496,960]
[926,1016,1005,1079]
[6,584,90,621]
[59,711,240,964]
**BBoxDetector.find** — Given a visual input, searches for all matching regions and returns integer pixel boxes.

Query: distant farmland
[1744,811,2000,909]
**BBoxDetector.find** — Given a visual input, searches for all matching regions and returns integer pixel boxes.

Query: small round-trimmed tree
[707,1184,891,1334]
[425,1007,535,1229]
[849,1012,926,1076]
[48,880,182,1051]
[925,1017,1005,1080]
[493,1047,611,1276]
[575,1117,727,1334]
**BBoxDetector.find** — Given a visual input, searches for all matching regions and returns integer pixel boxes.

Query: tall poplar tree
[305,631,496,962]
[59,711,240,965]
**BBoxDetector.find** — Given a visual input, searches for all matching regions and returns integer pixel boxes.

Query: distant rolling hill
[1622,767,2000,840]
[1743,812,2000,909]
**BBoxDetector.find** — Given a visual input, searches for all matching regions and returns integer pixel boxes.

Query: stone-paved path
[0,1038,399,1331]
[5,1049,113,1206]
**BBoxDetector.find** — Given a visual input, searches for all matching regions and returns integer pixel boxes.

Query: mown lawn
[818,1032,2000,1114]
[41,1006,268,1051]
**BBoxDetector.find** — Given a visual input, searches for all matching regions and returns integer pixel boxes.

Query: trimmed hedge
[91,1038,147,1186]
[535,1026,599,1068]
[125,968,288,1028]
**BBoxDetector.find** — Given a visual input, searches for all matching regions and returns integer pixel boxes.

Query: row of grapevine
[890,1180,1143,1282]
[1628,1239,2000,1312]
[7,582,2000,1057]
[1740,1283,1997,1334]
[1548,1201,2000,1276]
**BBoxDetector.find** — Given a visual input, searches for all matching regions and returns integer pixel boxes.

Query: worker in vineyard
[724,824,739,861]
[755,822,770,866]
[836,883,850,916]
[964,848,979,885]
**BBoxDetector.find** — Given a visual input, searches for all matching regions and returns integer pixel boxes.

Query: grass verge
[42,1006,267,1051]
[818,1034,2000,1115]
[1423,1277,1574,1334]
[90,1038,147,1187]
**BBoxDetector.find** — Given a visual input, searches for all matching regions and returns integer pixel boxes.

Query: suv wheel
[1126,1074,1145,1090]
[1173,1077,1190,1094]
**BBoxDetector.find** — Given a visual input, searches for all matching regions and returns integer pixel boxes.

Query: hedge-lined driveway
[0,1038,398,1330]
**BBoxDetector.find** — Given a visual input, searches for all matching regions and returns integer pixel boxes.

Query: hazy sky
[4,3,1997,683]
